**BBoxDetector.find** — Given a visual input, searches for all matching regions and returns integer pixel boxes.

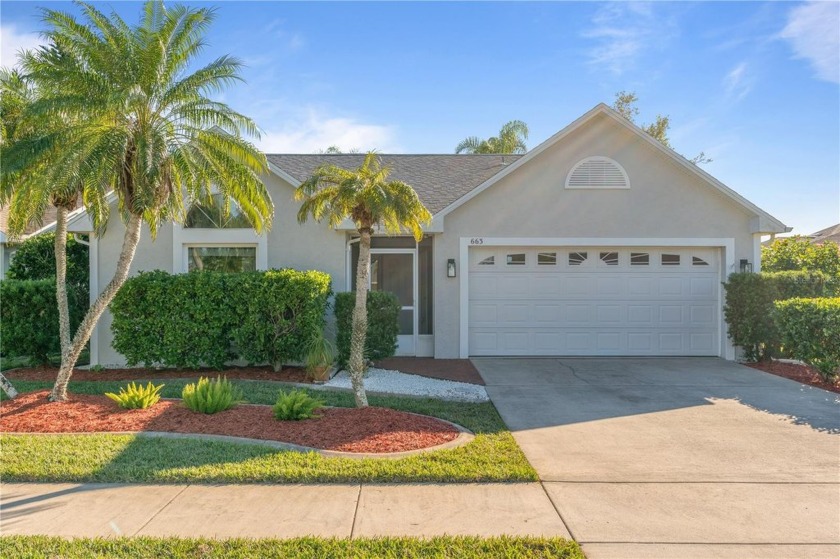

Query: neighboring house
[62,103,790,366]
[809,223,840,245]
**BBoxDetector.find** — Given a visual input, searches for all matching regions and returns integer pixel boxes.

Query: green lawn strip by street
[0,536,584,559]
[2,379,537,483]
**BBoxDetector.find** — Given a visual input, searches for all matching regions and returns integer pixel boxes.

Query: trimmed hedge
[0,279,88,363]
[110,270,331,369]
[723,271,840,361]
[775,298,840,381]
[334,290,401,367]
[7,233,89,287]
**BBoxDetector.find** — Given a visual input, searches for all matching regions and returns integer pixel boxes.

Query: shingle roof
[266,154,523,214]
[811,223,840,245]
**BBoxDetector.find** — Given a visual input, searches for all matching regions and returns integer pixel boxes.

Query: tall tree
[455,120,529,154]
[612,91,711,165]
[1,0,273,402]
[295,152,431,407]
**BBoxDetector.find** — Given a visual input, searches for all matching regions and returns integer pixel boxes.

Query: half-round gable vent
[565,156,630,189]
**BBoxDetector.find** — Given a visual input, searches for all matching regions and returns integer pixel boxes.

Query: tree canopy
[455,120,529,154]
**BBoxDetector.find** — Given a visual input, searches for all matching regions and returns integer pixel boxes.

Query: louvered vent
[565,157,630,189]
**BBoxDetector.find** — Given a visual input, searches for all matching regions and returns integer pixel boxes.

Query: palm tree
[1,1,273,402]
[295,152,431,407]
[455,120,529,154]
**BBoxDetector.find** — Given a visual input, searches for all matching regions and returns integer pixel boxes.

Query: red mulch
[746,361,840,394]
[5,366,312,383]
[374,358,485,385]
[0,390,459,454]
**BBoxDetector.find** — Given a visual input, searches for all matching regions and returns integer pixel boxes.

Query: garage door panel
[468,246,720,356]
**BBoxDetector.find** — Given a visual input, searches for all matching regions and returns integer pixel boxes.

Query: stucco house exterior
[62,103,789,366]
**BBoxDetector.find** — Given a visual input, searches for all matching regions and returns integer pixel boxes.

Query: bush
[105,381,164,409]
[0,279,88,363]
[334,291,401,367]
[7,233,89,286]
[774,298,840,382]
[232,270,332,372]
[762,236,840,275]
[110,269,331,369]
[181,376,242,414]
[273,389,324,421]
[723,271,840,361]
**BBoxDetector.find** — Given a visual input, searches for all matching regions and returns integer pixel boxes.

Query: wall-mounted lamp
[739,259,753,273]
[447,258,457,278]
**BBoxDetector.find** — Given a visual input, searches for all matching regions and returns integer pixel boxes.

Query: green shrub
[762,236,840,275]
[232,270,332,371]
[334,291,401,367]
[110,269,331,369]
[723,271,840,361]
[273,389,324,421]
[723,273,779,361]
[0,279,88,363]
[181,376,242,414]
[105,381,164,409]
[774,298,840,381]
[305,329,337,382]
[7,233,89,286]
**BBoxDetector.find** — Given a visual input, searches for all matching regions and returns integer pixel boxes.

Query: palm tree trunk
[49,214,143,402]
[348,228,372,408]
[54,207,71,355]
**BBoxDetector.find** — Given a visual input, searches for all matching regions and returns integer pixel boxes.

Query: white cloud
[256,108,399,153]
[583,2,674,76]
[780,1,840,84]
[723,62,753,102]
[0,24,44,68]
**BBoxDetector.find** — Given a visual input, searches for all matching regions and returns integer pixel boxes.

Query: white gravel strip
[324,367,489,403]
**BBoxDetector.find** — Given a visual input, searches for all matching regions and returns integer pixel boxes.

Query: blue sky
[2,1,838,235]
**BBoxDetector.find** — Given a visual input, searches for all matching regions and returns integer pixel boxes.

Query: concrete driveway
[474,357,840,559]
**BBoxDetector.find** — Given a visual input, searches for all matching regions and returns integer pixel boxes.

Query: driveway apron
[475,357,840,559]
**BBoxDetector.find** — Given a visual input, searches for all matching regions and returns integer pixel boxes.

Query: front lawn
[1,379,536,484]
[0,536,584,559]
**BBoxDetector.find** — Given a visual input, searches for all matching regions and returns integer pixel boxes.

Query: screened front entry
[350,237,434,356]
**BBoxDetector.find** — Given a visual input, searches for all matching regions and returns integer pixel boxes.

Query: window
[185,194,252,229]
[661,254,681,266]
[538,252,557,265]
[506,253,526,265]
[569,251,588,266]
[478,256,495,266]
[188,246,256,272]
[565,156,630,189]
[600,251,619,265]
[631,252,649,266]
[692,256,709,266]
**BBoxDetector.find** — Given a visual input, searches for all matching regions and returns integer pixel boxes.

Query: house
[62,103,790,366]
[0,204,75,279]
[809,223,840,246]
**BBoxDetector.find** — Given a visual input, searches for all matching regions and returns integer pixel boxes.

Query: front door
[370,250,416,355]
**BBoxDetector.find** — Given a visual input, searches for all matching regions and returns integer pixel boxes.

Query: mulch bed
[374,357,485,385]
[5,366,313,384]
[0,390,460,454]
[746,361,840,394]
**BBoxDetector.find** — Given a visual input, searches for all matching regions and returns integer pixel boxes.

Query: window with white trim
[188,246,257,272]
[565,157,630,189]
[569,251,588,266]
[506,253,526,265]
[185,194,252,229]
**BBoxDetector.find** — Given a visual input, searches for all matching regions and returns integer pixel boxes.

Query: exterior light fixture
[740,259,753,273]
[447,259,457,278]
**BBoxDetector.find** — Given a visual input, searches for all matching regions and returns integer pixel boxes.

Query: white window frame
[172,223,267,273]
[183,243,261,273]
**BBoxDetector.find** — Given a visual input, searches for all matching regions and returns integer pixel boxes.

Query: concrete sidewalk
[0,482,571,539]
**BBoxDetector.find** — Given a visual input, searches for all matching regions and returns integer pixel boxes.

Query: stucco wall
[432,113,756,358]
[93,172,346,366]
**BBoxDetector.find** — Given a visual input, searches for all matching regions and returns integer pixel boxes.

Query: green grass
[0,536,584,559]
[2,379,536,484]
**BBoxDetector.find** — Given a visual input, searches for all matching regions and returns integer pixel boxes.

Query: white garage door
[468,247,720,356]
